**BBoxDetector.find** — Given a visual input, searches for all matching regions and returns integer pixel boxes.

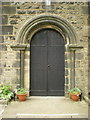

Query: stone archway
[11,14,83,96]
[16,14,77,44]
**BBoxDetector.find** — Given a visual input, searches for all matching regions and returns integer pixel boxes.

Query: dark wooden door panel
[30,30,48,96]
[47,29,65,95]
[30,29,65,96]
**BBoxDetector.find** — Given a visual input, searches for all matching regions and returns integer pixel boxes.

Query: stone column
[69,45,83,89]
[11,44,27,88]
[70,49,76,89]
[20,50,25,88]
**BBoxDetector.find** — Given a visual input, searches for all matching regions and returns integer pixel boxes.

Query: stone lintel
[11,44,27,51]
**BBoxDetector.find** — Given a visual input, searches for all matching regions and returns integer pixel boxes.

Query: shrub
[0,84,14,100]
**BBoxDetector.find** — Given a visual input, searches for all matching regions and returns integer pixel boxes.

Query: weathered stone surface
[5,36,15,40]
[56,6,64,10]
[47,10,58,14]
[2,6,16,14]
[12,61,20,67]
[0,15,8,24]
[27,10,36,14]
[34,6,40,9]
[65,70,69,76]
[76,53,84,59]
[10,20,18,24]
[37,10,46,14]
[75,61,80,68]
[0,68,2,75]
[0,45,7,51]
[81,6,88,14]
[2,2,10,5]
[10,15,20,18]
[42,5,54,9]
[2,26,13,35]
[71,21,77,24]
[65,78,69,84]
[2,15,8,24]
[0,7,2,14]
[17,10,26,14]
[24,6,32,9]
[16,52,20,59]
[0,36,4,43]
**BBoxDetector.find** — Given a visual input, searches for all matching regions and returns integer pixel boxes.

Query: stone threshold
[27,96,68,100]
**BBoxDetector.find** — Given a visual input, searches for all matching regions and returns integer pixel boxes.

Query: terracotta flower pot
[17,93,27,101]
[70,92,81,101]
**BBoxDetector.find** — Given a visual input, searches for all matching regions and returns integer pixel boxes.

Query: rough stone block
[65,61,69,68]
[27,10,36,14]
[0,68,2,75]
[10,15,20,18]
[0,15,8,24]
[48,10,58,14]
[0,45,7,51]
[0,15,2,24]
[24,6,32,9]
[34,6,40,9]
[5,36,15,40]
[76,53,84,59]
[65,69,68,76]
[17,10,26,14]
[65,78,69,84]
[75,61,80,68]
[56,6,64,10]
[37,10,46,14]
[10,20,18,24]
[2,2,10,5]
[0,36,4,43]
[2,6,16,14]
[81,6,88,14]
[42,5,54,9]
[2,26,13,35]
[12,61,20,67]
[0,7,2,14]
[16,52,20,59]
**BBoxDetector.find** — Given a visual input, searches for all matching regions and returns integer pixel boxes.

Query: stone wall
[0,1,89,96]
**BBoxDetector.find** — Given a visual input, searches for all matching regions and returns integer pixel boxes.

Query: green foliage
[69,88,81,95]
[17,88,27,94]
[0,84,14,100]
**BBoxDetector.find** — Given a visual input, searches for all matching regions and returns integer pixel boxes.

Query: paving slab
[2,97,88,118]
[0,104,7,120]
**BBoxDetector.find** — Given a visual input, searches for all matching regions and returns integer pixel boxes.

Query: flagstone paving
[1,97,88,118]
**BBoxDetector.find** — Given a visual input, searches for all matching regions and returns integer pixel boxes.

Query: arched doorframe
[16,14,77,44]
[11,14,83,96]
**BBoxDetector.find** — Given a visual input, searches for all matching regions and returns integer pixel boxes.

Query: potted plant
[0,84,14,101]
[17,88,27,101]
[69,88,81,101]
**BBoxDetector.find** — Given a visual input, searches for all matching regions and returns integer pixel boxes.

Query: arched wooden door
[30,29,65,96]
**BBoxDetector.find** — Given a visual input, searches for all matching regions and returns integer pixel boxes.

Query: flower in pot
[17,88,27,102]
[69,88,81,101]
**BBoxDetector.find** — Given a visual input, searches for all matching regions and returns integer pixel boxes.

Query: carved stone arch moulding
[16,14,78,45]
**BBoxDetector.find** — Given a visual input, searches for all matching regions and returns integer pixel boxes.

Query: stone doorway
[11,14,82,96]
